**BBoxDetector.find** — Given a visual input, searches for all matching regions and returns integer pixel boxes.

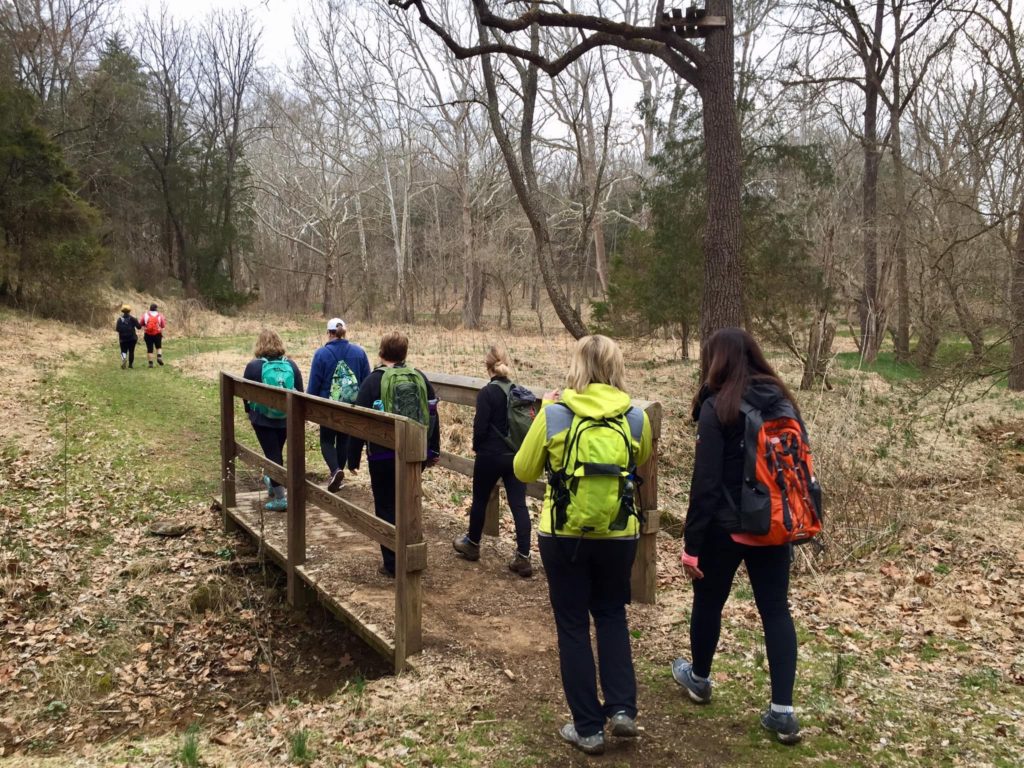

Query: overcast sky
[117,0,302,67]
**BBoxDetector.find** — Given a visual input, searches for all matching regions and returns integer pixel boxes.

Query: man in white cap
[306,318,371,491]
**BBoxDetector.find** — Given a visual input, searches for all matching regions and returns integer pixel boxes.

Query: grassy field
[1,312,1023,766]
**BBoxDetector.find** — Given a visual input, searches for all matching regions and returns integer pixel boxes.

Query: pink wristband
[681,552,699,568]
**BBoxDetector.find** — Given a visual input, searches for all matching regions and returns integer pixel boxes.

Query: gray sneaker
[609,711,638,738]
[671,659,712,704]
[508,553,533,578]
[760,709,802,745]
[453,535,480,561]
[559,723,604,755]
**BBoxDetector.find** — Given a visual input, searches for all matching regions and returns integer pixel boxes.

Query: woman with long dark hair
[671,327,805,744]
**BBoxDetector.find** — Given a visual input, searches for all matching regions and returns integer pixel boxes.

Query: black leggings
[119,339,137,366]
[690,527,797,705]
[252,424,287,488]
[467,452,531,555]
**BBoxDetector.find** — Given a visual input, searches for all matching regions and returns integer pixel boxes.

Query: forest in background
[0,0,1021,388]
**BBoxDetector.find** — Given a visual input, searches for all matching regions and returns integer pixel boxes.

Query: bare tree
[966,0,1024,389]
[391,0,746,341]
[194,8,262,287]
[136,7,198,294]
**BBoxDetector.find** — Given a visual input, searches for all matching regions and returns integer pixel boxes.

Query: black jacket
[242,357,304,428]
[347,364,440,469]
[473,377,513,455]
[116,314,141,342]
[684,382,790,555]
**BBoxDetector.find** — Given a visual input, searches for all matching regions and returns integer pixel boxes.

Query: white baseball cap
[326,318,346,331]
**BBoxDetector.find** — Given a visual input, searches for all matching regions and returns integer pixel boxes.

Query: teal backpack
[380,364,428,425]
[490,380,538,452]
[329,358,359,404]
[253,358,294,419]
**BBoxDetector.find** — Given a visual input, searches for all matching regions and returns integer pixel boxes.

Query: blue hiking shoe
[265,496,287,512]
[760,709,802,745]
[671,659,712,704]
[559,723,604,755]
[263,475,274,495]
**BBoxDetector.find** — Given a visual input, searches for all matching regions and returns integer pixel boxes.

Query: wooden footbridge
[218,372,661,672]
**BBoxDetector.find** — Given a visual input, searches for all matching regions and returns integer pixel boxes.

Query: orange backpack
[729,401,822,547]
[144,312,162,335]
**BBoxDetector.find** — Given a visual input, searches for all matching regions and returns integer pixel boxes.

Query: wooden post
[394,418,426,672]
[483,483,501,536]
[219,373,237,531]
[631,401,662,604]
[286,391,308,607]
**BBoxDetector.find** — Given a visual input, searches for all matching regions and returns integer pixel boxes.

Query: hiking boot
[559,723,604,755]
[327,469,345,492]
[265,497,287,512]
[121,358,127,369]
[452,535,480,561]
[760,709,802,745]
[671,659,712,704]
[263,475,274,496]
[508,553,533,578]
[609,711,638,738]
[148,361,154,368]
[157,357,164,366]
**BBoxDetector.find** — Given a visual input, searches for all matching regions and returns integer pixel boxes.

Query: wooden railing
[426,372,662,604]
[219,372,425,672]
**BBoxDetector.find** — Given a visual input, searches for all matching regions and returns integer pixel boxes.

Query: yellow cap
[121,304,131,312]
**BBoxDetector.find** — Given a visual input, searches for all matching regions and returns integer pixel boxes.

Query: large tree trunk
[460,159,484,328]
[891,96,911,362]
[697,1,744,341]
[1010,199,1024,390]
[860,80,882,363]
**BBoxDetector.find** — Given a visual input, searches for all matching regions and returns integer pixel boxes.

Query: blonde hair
[485,345,513,379]
[254,329,287,359]
[565,335,626,392]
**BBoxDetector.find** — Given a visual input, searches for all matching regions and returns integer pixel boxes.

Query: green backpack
[380,364,429,425]
[329,359,359,404]
[547,405,644,535]
[490,380,539,452]
[253,358,294,419]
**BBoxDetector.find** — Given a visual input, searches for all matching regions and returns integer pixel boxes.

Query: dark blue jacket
[306,339,371,400]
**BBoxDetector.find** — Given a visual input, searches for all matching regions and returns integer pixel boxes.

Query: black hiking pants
[690,526,797,706]
[540,535,638,738]
[252,424,287,489]
[319,426,349,476]
[369,458,396,575]
[119,339,137,367]
[467,452,531,555]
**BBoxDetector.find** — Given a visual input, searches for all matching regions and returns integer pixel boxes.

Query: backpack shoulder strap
[623,406,644,442]
[544,402,575,441]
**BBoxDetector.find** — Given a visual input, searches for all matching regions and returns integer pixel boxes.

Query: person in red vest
[140,303,167,368]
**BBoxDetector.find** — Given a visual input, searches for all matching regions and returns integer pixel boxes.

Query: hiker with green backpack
[306,318,371,492]
[347,331,440,578]
[453,345,537,577]
[513,335,653,756]
[242,330,304,512]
